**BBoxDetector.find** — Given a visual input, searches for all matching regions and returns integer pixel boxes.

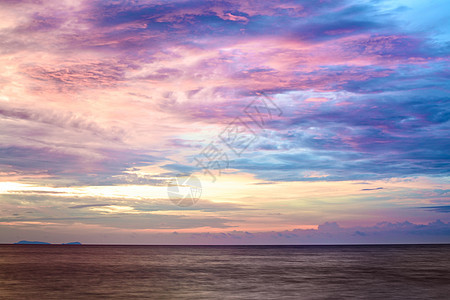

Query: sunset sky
[0,0,449,244]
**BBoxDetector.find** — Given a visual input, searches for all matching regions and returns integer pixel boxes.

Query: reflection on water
[0,245,449,299]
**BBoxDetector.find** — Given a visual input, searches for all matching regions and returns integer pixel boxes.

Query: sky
[0,0,449,244]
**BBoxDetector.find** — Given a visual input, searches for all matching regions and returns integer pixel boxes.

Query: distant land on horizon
[14,241,82,245]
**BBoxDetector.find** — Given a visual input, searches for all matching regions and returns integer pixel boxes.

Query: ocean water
[0,245,449,299]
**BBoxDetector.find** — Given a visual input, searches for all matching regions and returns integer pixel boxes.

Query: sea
[0,244,449,299]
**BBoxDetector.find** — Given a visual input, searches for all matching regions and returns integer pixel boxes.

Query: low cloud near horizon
[2,219,449,245]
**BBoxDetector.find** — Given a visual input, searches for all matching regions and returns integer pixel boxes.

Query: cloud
[0,145,161,186]
[180,87,449,182]
[0,0,449,241]
[69,204,111,209]
[0,191,249,230]
[421,206,450,213]
[184,220,450,244]
[0,102,125,141]
[22,61,129,92]
[3,216,449,244]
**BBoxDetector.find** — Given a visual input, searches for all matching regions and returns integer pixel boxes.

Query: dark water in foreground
[0,245,449,299]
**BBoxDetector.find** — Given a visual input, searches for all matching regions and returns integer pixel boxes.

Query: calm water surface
[0,244,449,299]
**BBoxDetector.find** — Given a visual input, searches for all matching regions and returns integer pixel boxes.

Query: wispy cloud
[421,206,450,213]
[69,204,111,209]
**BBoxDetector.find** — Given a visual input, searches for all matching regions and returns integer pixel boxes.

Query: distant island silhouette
[14,240,82,245]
